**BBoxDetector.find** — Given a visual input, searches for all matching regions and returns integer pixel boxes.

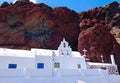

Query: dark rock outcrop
[0,1,80,50]
[78,24,120,61]
[79,1,120,30]
[78,1,120,70]
[78,24,120,70]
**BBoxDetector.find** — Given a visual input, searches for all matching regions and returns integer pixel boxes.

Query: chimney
[110,55,116,65]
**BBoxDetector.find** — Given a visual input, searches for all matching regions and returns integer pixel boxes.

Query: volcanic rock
[0,1,80,50]
[78,23,120,70]
[52,7,80,50]
[79,1,120,30]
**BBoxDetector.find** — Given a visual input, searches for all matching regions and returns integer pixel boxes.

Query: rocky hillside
[78,1,120,71]
[0,0,80,50]
[0,0,120,70]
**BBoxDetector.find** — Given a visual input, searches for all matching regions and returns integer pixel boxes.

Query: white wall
[0,68,108,78]
[27,69,53,77]
[0,56,35,69]
[79,69,108,76]
[54,69,81,77]
[55,56,87,69]
[35,56,53,70]
[53,69,108,77]
[0,74,120,83]
[0,69,24,77]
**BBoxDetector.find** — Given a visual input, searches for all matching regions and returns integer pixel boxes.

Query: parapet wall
[0,69,108,77]
[90,65,119,75]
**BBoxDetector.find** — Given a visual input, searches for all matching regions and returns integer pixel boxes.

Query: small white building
[31,38,87,70]
[0,48,35,69]
[0,38,119,83]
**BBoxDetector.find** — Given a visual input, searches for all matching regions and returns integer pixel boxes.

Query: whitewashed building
[0,38,120,83]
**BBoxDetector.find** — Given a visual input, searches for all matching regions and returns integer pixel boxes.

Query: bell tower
[58,38,72,56]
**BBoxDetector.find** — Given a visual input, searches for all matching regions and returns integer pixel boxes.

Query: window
[8,64,17,69]
[77,64,81,69]
[54,62,60,68]
[37,63,44,69]
[101,67,106,70]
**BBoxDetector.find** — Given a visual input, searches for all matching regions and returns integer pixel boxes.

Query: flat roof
[0,48,34,58]
[31,48,82,57]
[88,62,116,66]
[0,48,83,58]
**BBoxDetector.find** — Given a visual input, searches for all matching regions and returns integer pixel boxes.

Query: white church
[0,38,120,83]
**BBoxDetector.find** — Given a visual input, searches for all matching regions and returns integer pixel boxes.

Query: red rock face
[78,1,120,71]
[0,2,80,50]
[78,24,119,61]
[51,7,80,50]
[78,24,120,70]
[79,1,120,30]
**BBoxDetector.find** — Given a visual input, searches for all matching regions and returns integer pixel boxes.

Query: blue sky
[0,0,120,12]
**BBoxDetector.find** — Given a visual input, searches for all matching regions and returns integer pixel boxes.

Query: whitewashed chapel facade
[0,38,119,83]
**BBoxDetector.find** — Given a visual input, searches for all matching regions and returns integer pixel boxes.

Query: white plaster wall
[35,56,53,70]
[54,69,81,77]
[56,56,87,69]
[79,57,87,69]
[80,69,108,76]
[0,56,35,69]
[0,68,107,77]
[0,69,24,77]
[53,69,108,77]
[27,69,53,77]
[0,75,120,83]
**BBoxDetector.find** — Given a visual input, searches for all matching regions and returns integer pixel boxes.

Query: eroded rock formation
[0,1,80,50]
[78,1,120,70]
[78,24,120,62]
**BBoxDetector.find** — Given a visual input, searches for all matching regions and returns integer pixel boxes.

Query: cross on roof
[82,48,87,56]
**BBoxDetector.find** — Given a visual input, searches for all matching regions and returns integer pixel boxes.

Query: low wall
[0,75,120,83]
[55,69,108,77]
[0,68,109,77]
[27,69,53,77]
[80,69,108,76]
[0,69,119,83]
[0,69,24,77]
[0,69,53,77]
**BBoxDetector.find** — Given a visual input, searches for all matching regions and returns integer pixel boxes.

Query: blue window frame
[37,63,44,69]
[101,67,106,70]
[8,64,17,69]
